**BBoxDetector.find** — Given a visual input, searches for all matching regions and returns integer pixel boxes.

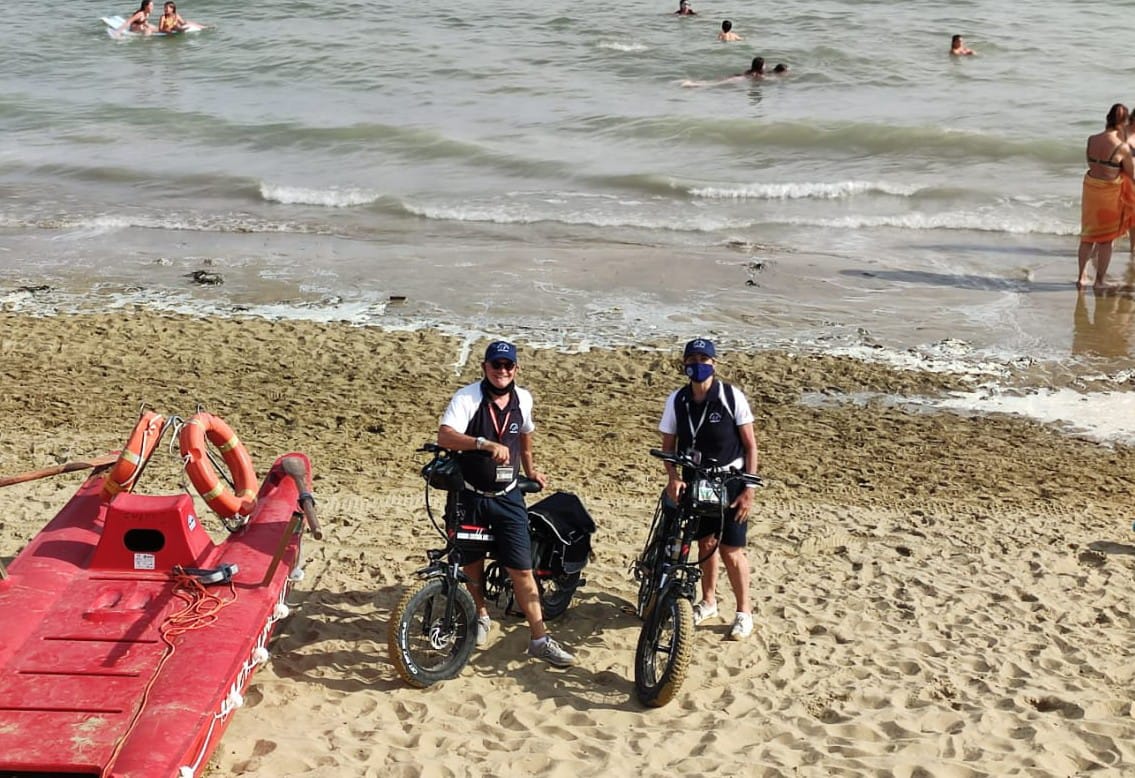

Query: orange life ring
[179,412,258,519]
[102,411,166,499]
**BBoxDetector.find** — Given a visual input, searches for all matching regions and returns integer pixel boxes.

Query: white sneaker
[692,600,718,626]
[475,615,493,647]
[729,612,753,640]
[527,635,576,667]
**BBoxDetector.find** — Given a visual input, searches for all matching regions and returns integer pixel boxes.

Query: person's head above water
[721,20,732,32]
[773,63,788,74]
[748,57,765,74]
[1106,103,1129,130]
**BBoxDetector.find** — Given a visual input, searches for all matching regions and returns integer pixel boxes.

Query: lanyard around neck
[489,401,511,440]
[684,385,713,442]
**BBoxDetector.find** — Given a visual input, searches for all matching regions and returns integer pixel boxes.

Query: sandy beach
[3,310,1135,776]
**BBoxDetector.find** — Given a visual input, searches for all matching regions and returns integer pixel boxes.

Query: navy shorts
[662,481,748,548]
[694,479,748,547]
[694,512,747,548]
[452,489,533,571]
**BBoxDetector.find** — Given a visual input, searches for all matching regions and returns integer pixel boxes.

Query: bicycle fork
[416,557,471,649]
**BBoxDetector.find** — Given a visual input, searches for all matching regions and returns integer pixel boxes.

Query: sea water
[2,0,1134,439]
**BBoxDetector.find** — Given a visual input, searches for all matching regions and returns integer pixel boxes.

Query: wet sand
[3,311,1135,775]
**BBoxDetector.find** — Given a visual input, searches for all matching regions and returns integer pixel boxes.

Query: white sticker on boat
[188,513,197,532]
[134,553,156,570]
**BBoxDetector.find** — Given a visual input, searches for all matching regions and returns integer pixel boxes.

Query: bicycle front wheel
[634,593,694,707]
[387,578,476,688]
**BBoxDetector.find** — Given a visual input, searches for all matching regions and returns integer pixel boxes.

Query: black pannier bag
[527,491,596,575]
[421,452,464,492]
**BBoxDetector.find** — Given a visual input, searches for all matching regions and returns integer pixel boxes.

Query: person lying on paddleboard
[117,0,155,35]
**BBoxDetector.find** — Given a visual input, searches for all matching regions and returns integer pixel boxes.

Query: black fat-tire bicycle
[388,444,593,688]
[631,448,761,707]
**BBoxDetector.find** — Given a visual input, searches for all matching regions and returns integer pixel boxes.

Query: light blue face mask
[684,362,714,382]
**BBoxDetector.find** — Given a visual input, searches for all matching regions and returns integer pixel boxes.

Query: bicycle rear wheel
[634,593,694,707]
[537,571,582,621]
[387,578,476,688]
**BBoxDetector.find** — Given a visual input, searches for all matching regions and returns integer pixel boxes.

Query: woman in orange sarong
[1079,103,1135,289]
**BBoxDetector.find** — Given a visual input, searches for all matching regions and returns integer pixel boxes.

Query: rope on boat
[100,570,237,778]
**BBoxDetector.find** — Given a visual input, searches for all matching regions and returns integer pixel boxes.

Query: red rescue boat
[0,415,318,778]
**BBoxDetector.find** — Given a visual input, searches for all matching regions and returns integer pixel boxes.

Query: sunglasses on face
[490,360,516,371]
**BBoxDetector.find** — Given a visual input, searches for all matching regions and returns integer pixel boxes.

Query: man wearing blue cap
[437,340,576,666]
[658,338,761,639]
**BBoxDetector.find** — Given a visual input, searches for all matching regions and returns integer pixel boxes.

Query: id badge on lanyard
[489,402,515,484]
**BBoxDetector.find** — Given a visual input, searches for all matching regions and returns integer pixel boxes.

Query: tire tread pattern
[387,578,476,688]
[634,594,694,707]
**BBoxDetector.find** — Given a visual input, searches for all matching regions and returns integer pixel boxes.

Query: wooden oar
[0,453,118,488]
[261,512,303,587]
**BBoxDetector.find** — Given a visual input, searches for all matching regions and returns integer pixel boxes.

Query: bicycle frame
[636,448,762,615]
[412,443,549,615]
[632,449,761,706]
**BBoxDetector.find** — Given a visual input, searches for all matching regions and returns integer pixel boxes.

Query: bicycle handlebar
[649,448,763,488]
[419,442,544,494]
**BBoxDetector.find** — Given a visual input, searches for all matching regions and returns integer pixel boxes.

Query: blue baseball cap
[484,340,518,364]
[683,338,716,359]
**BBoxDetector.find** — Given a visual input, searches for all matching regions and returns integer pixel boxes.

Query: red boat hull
[0,453,310,777]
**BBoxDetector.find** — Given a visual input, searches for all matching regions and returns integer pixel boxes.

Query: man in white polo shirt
[437,340,576,667]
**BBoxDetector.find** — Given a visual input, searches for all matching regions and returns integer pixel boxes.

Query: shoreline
[4,221,1125,378]
[4,309,1135,775]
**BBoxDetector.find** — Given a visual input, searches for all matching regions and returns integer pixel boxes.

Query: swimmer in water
[675,0,696,16]
[950,35,975,56]
[737,56,766,79]
[718,20,741,41]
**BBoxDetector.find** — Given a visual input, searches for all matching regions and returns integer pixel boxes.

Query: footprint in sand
[794,528,857,557]
[1026,695,1085,719]
[1077,548,1107,568]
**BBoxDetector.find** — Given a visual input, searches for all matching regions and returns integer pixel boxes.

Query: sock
[530,635,549,650]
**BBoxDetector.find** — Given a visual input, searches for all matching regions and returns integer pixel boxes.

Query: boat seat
[90,492,216,572]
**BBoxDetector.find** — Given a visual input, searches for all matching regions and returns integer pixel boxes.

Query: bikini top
[1087,141,1126,169]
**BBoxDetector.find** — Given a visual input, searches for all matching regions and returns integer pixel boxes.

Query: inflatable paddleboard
[101,15,204,37]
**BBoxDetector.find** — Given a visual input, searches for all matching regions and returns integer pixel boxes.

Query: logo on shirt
[509,422,519,434]
[709,412,723,423]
